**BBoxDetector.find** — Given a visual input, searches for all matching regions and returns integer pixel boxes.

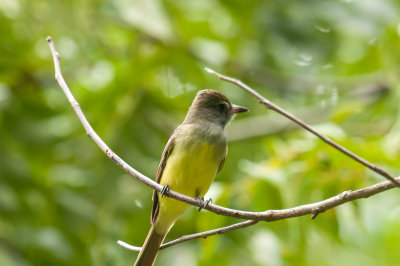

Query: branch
[47,36,400,250]
[118,176,399,251]
[48,35,399,221]
[118,220,258,251]
[205,68,400,188]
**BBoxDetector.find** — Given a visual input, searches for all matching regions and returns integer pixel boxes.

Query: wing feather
[151,136,175,223]
[217,157,225,175]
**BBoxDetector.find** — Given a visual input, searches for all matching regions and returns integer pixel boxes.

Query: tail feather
[134,225,166,266]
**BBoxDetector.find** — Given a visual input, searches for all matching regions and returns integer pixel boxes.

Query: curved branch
[48,36,399,223]
[118,220,258,251]
[118,175,399,251]
[205,68,400,187]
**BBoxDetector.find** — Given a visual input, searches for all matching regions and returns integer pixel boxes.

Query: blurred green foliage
[1,0,400,265]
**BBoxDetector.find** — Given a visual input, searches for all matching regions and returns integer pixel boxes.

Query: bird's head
[185,90,248,127]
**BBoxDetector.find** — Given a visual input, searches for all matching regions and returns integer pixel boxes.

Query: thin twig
[117,240,141,252]
[205,67,400,187]
[118,220,258,251]
[118,176,399,251]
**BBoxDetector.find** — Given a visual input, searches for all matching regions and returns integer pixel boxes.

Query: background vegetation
[1,0,400,265]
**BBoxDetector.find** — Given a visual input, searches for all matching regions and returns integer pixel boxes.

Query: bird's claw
[197,196,212,212]
[160,185,170,197]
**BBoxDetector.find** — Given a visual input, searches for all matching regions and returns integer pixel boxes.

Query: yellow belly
[154,141,224,234]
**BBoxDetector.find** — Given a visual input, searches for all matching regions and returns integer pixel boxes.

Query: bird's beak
[231,104,248,114]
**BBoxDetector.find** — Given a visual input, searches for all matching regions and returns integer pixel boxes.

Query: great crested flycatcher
[134,89,248,266]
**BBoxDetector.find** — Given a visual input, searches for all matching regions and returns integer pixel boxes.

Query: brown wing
[151,136,175,224]
[217,143,227,175]
[217,157,225,175]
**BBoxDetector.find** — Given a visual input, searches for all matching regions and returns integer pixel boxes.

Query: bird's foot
[160,185,170,198]
[196,195,212,212]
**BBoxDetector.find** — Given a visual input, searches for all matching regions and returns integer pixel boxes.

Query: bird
[134,89,248,266]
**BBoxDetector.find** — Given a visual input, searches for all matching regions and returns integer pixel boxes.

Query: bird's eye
[218,103,226,112]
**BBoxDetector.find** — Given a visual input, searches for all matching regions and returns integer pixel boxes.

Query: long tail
[134,224,166,266]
